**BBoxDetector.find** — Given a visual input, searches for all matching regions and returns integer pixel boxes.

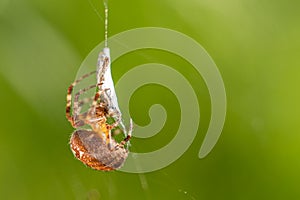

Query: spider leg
[97,54,110,89]
[128,118,133,138]
[84,86,114,148]
[114,118,133,150]
[107,110,122,130]
[100,88,127,134]
[66,71,96,127]
[88,54,110,117]
[101,88,121,127]
[103,88,113,105]
[70,53,109,127]
[73,83,103,127]
[72,97,94,127]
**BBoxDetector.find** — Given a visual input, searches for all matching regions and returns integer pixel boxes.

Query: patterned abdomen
[70,130,128,171]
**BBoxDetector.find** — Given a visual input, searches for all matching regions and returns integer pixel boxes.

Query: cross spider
[66,47,132,171]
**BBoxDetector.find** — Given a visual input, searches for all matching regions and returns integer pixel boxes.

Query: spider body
[70,130,129,171]
[66,47,132,171]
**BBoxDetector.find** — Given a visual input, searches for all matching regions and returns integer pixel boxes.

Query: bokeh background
[1,0,300,199]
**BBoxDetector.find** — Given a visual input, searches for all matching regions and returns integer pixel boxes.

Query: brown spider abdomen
[70,130,128,171]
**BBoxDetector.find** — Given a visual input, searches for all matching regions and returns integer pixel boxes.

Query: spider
[66,47,132,171]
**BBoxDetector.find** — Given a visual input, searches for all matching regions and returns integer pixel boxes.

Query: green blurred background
[1,0,300,199]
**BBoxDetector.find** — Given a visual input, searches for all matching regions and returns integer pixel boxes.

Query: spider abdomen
[70,129,128,171]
